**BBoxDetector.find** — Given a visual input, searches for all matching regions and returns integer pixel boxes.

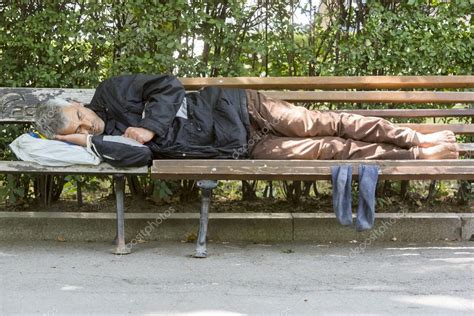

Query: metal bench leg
[112,175,131,255]
[194,180,218,258]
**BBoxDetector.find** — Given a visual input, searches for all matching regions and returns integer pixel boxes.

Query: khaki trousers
[245,89,419,160]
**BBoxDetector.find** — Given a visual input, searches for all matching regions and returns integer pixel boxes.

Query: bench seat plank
[152,159,474,181]
[0,161,148,175]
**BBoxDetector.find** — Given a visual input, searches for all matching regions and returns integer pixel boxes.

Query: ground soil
[1,194,472,214]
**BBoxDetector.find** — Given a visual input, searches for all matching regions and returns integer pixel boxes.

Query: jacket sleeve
[90,135,153,167]
[85,80,108,120]
[135,74,186,137]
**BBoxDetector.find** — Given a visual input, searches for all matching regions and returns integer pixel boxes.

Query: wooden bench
[1,76,473,257]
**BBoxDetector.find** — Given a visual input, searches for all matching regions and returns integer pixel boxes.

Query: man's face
[59,102,105,135]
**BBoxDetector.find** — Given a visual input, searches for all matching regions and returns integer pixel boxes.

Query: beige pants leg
[246,90,419,160]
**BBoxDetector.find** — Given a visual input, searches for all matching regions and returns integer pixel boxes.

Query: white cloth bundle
[9,133,102,166]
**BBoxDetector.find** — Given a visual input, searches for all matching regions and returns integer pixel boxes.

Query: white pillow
[9,133,102,166]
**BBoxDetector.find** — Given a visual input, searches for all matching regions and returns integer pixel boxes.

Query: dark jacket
[86,74,251,167]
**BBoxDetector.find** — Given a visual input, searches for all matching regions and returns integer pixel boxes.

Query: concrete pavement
[1,240,473,315]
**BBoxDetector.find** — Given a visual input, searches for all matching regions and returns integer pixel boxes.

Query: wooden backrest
[1,76,473,134]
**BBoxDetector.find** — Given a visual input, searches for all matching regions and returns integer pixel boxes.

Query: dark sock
[331,165,353,226]
[356,164,379,231]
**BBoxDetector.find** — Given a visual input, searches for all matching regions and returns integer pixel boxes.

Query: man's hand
[123,127,155,144]
[55,134,88,146]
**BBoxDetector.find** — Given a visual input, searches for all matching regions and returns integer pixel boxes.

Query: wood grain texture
[179,76,474,90]
[0,161,148,175]
[397,124,473,134]
[332,109,474,118]
[0,88,95,122]
[151,159,474,181]
[459,143,474,154]
[1,156,472,180]
[262,91,474,103]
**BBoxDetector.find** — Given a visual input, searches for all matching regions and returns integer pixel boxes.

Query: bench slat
[151,159,474,181]
[179,76,474,90]
[459,143,474,154]
[0,161,148,175]
[333,109,474,118]
[2,88,472,104]
[263,91,474,103]
[398,124,474,135]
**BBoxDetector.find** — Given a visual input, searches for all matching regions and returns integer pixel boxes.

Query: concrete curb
[0,212,472,242]
[461,213,474,241]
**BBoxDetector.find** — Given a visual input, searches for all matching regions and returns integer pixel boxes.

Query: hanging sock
[331,165,353,226]
[356,164,380,231]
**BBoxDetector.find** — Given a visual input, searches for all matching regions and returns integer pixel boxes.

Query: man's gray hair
[34,99,71,138]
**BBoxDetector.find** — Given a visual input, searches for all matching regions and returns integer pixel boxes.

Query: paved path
[1,241,473,315]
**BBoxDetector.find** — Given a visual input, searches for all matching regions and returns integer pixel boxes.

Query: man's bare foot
[414,131,456,148]
[418,143,459,159]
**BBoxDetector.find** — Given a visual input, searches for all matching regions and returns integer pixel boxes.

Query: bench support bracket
[194,180,218,258]
[112,175,131,255]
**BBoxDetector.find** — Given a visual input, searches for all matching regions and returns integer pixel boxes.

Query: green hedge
[1,1,470,88]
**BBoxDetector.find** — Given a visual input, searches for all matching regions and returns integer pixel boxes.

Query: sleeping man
[34,74,459,167]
